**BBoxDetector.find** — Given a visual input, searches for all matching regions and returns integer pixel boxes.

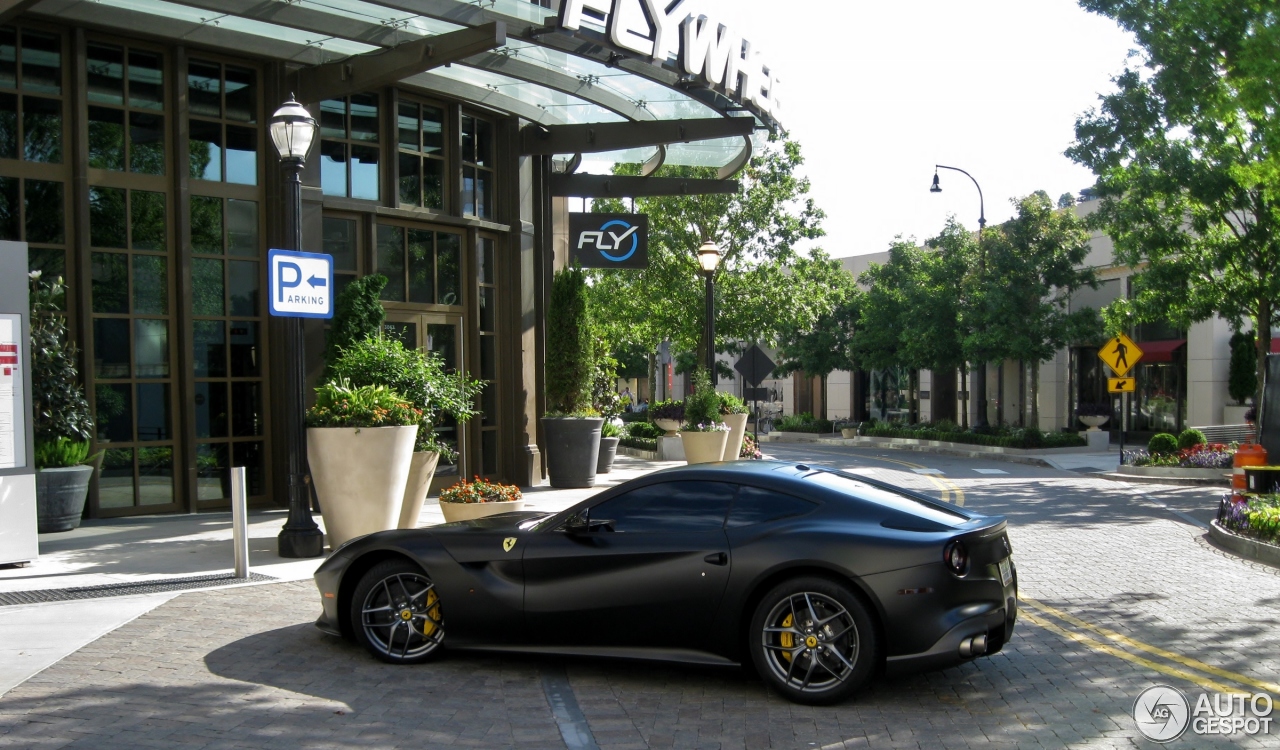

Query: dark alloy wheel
[749,576,878,704]
[350,559,444,664]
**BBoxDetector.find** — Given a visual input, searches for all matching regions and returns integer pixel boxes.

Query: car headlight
[943,539,969,576]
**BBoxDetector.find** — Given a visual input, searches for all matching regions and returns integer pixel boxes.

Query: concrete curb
[1208,520,1280,567]
[1097,471,1229,486]
[1116,465,1228,480]
[617,445,659,461]
[761,434,1061,468]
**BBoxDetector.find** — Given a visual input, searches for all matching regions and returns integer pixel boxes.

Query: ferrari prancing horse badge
[503,537,517,552]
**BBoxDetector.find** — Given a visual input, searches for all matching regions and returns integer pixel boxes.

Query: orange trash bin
[1234,443,1269,491]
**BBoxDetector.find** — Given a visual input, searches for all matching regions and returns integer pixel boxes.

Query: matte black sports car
[313,460,1017,704]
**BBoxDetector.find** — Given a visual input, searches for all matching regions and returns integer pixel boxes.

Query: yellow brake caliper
[421,589,440,637]
[780,613,794,661]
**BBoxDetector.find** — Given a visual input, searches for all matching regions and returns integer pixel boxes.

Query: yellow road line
[1020,611,1247,694]
[1021,596,1280,695]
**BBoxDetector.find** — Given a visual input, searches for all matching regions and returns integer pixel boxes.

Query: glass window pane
[91,253,128,314]
[27,248,64,282]
[727,486,816,528]
[376,224,405,301]
[96,386,133,441]
[474,118,492,167]
[349,93,378,142]
[196,443,229,500]
[189,119,222,181]
[587,481,734,533]
[137,445,173,504]
[320,140,346,196]
[131,190,166,251]
[134,318,169,378]
[234,441,265,496]
[98,447,134,508]
[187,60,221,118]
[228,260,258,316]
[422,158,443,210]
[461,115,475,163]
[436,231,460,306]
[477,169,492,220]
[229,321,259,377]
[127,49,164,110]
[92,318,130,377]
[422,105,444,154]
[0,176,15,240]
[190,195,222,254]
[86,44,124,106]
[322,216,356,271]
[0,28,14,89]
[131,254,168,314]
[22,95,60,163]
[24,180,63,244]
[320,99,346,139]
[477,237,494,285]
[89,187,126,248]
[462,167,475,216]
[407,228,433,304]
[192,319,226,377]
[383,321,415,348]
[0,93,14,159]
[231,381,262,436]
[398,152,419,206]
[481,429,497,475]
[20,30,61,95]
[226,199,258,256]
[192,258,224,316]
[224,65,255,123]
[225,125,256,185]
[350,144,379,201]
[480,336,496,425]
[397,100,418,149]
[128,111,164,175]
[479,286,495,333]
[87,106,124,171]
[426,323,456,372]
[194,381,228,438]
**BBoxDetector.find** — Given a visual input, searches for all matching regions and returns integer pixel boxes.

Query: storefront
[1,0,778,516]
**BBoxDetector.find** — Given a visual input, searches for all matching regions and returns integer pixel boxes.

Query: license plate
[998,557,1013,587]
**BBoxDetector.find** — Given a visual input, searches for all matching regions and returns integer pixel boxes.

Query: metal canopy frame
[520,117,754,156]
[549,174,739,198]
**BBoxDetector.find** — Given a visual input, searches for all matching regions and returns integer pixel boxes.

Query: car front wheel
[749,576,878,704]
[350,559,444,664]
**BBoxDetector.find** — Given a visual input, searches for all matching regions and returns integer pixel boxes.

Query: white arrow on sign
[268,249,334,319]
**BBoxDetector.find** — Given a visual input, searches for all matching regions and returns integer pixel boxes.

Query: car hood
[430,509,548,533]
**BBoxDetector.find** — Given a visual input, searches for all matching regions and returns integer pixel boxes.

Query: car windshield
[518,514,551,530]
[805,471,969,527]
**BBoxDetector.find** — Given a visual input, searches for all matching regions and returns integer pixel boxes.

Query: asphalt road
[2,446,1277,749]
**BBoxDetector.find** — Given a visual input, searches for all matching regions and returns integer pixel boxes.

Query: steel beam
[521,117,754,155]
[0,0,39,25]
[549,174,739,198]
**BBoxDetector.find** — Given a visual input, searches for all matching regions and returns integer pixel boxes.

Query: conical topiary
[546,264,594,415]
[29,273,93,465]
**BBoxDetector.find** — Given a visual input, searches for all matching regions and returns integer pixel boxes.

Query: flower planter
[841,427,858,439]
[308,425,418,550]
[597,436,620,474]
[1079,415,1110,431]
[653,418,681,436]
[542,416,604,488]
[680,430,728,464]
[440,499,526,523]
[397,450,440,530]
[720,413,749,461]
[35,465,93,533]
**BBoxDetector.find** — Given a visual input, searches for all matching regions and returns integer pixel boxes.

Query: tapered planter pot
[440,499,526,523]
[542,417,604,488]
[35,465,94,533]
[653,418,681,437]
[597,436,620,473]
[681,430,728,464]
[308,425,417,549]
[720,413,749,461]
[397,450,440,530]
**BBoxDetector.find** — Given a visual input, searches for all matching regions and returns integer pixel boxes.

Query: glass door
[384,311,466,494]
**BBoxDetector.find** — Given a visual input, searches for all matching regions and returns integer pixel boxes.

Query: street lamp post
[270,97,324,559]
[931,165,989,429]
[697,241,722,384]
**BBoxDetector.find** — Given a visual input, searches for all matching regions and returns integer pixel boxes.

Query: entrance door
[384,312,466,494]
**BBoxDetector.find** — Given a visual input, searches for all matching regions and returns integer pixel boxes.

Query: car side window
[587,481,735,533]
[726,485,817,528]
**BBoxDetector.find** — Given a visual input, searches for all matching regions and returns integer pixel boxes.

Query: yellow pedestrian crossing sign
[1098,334,1143,378]
[1108,377,1135,394]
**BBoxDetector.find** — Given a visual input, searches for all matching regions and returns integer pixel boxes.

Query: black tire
[748,576,878,705]
[349,559,444,664]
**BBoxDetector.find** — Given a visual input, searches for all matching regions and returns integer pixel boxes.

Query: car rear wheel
[350,559,444,664]
[749,576,878,704]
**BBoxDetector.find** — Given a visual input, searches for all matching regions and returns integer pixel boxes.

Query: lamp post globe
[698,241,721,384]
[272,97,324,559]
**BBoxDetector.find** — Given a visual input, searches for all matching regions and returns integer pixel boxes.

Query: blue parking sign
[268,249,333,319]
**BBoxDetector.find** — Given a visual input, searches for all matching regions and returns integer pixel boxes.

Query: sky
[705,0,1138,257]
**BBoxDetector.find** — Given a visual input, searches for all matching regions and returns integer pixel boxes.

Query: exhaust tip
[959,634,989,658]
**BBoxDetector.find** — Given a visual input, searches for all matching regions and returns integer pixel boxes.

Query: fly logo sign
[569,213,649,269]
[268,249,334,319]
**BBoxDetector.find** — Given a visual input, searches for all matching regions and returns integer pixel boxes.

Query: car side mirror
[563,514,589,534]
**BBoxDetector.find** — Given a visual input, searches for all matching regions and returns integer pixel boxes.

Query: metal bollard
[231,466,250,579]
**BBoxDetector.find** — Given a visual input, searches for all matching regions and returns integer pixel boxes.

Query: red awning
[1137,339,1186,363]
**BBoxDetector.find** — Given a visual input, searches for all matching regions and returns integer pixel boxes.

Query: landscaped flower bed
[1124,443,1236,469]
[439,476,522,504]
[1218,493,1280,544]
[861,423,1086,449]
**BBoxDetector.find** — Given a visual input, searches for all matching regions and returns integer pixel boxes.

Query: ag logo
[502,537,517,552]
[1133,685,1190,743]
[568,213,648,269]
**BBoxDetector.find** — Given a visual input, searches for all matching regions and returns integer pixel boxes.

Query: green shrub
[30,274,93,457]
[324,274,387,376]
[683,369,723,429]
[626,421,664,439]
[774,412,834,433]
[34,437,90,468]
[619,436,657,451]
[933,419,960,433]
[1148,433,1179,456]
[1177,428,1206,450]
[546,265,595,415]
[601,421,622,438]
[861,424,1085,449]
[717,392,748,415]
[306,380,421,429]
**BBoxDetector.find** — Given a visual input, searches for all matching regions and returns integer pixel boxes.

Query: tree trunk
[647,352,657,404]
[960,366,968,429]
[1030,361,1040,430]
[1018,359,1026,427]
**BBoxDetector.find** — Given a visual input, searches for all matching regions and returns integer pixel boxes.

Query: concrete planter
[1079,415,1110,431]
[35,465,93,533]
[1223,405,1252,425]
[542,417,603,488]
[841,428,858,439]
[1209,521,1280,567]
[440,499,525,523]
[1117,465,1228,481]
[653,418,681,436]
[680,430,728,464]
[397,450,440,530]
[308,425,418,550]
[597,436,620,474]
[720,413,748,461]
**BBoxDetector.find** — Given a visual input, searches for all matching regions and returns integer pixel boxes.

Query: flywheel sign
[569,213,649,269]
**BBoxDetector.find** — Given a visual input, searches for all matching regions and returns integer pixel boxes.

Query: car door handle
[703,552,728,566]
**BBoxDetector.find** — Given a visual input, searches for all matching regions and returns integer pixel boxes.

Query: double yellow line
[852,452,967,507]
[1020,596,1279,695]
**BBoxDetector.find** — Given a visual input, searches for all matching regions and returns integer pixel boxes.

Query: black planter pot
[36,465,94,533]
[596,436,620,474]
[1245,467,1280,494]
[542,417,604,488]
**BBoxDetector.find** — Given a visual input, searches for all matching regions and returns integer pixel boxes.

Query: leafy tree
[1229,330,1258,405]
[29,273,93,452]
[1068,0,1280,408]
[775,282,861,418]
[324,274,387,376]
[1058,193,1077,209]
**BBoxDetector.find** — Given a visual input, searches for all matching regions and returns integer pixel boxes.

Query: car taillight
[944,540,969,575]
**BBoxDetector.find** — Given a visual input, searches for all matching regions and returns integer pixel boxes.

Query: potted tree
[543,265,603,488]
[718,392,750,461]
[592,350,623,474]
[680,369,729,464]
[438,476,524,523]
[29,273,95,533]
[327,335,481,529]
[306,380,420,549]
